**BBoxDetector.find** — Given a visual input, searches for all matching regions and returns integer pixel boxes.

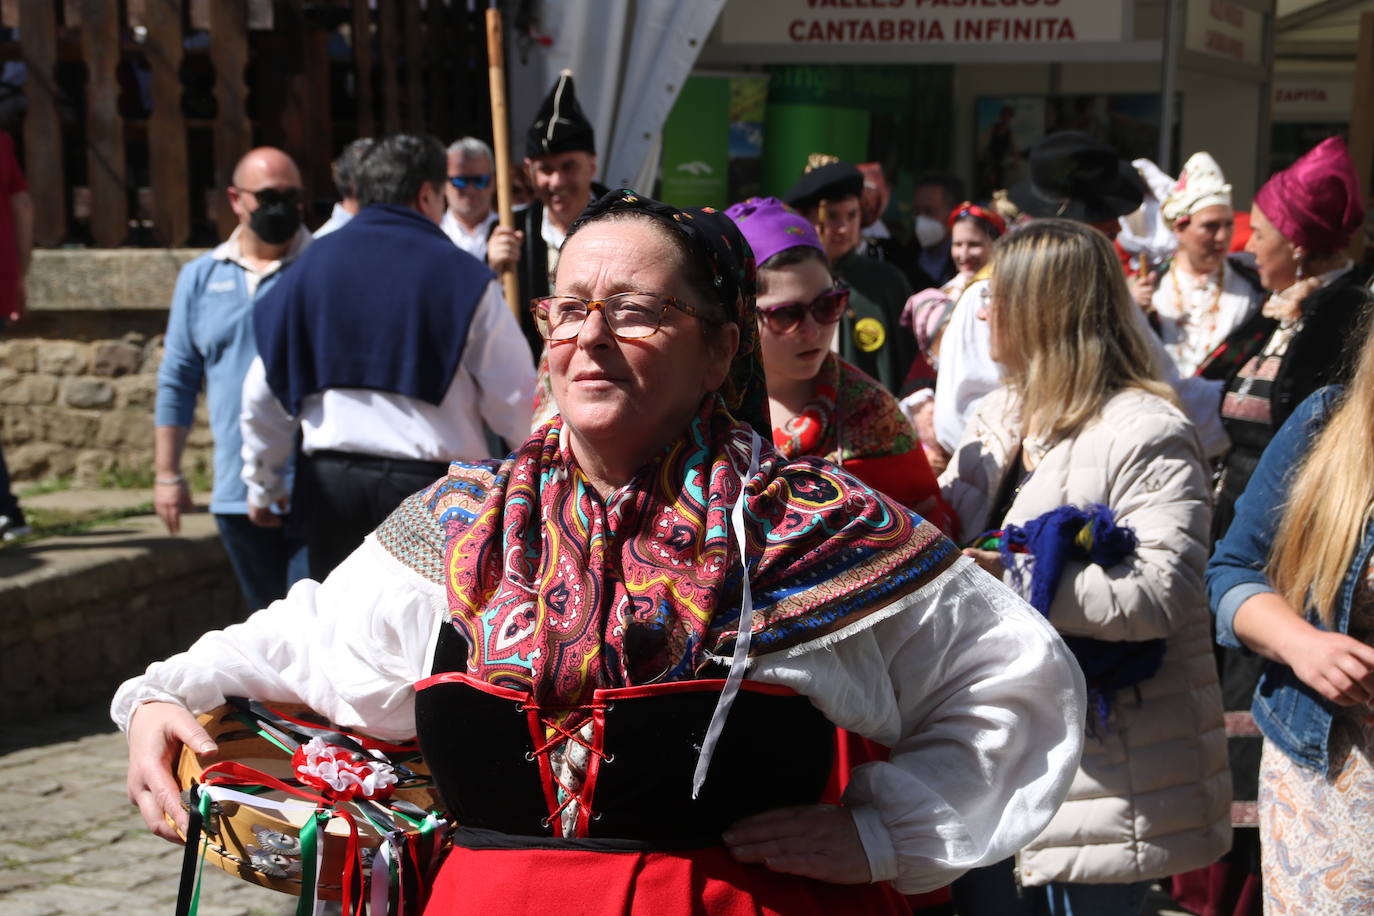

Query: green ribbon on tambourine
[173,701,447,916]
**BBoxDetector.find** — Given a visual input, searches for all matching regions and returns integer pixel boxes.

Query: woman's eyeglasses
[449,174,493,190]
[756,287,850,334]
[530,292,718,341]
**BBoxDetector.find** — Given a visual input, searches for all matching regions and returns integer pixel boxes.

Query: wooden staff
[485,3,522,320]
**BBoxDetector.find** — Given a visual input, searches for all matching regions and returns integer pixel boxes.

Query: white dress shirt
[239,279,535,509]
[440,210,498,262]
[111,547,1085,896]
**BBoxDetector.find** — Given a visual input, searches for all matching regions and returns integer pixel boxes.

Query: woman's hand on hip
[125,700,218,843]
[723,804,872,884]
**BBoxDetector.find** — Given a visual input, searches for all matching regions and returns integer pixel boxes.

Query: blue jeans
[952,859,1152,916]
[1042,879,1152,916]
[214,513,308,613]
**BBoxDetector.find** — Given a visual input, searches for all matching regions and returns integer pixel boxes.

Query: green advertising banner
[661,76,731,209]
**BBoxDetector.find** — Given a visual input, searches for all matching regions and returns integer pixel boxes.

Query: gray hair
[333,137,374,201]
[446,137,494,164]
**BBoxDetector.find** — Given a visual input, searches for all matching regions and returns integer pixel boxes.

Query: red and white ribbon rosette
[291,737,399,802]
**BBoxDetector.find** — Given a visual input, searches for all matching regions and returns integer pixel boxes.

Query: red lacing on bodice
[518,697,615,837]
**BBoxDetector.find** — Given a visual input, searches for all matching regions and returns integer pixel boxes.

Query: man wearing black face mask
[153,147,312,614]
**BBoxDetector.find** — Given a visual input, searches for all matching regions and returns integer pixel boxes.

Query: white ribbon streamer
[691,429,761,799]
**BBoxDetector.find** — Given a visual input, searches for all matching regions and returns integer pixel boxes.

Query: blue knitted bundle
[998,504,1166,729]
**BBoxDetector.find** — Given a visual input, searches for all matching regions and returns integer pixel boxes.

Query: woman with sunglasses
[728,197,956,536]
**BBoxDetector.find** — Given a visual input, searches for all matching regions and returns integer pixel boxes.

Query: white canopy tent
[504,0,726,194]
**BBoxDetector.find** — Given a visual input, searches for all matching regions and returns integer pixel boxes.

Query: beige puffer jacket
[940,385,1230,886]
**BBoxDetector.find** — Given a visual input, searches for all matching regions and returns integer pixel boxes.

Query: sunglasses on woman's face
[757,287,850,334]
[449,174,493,190]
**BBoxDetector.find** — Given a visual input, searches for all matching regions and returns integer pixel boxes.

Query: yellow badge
[853,317,886,353]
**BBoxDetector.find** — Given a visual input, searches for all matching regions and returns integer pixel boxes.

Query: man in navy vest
[241,133,535,581]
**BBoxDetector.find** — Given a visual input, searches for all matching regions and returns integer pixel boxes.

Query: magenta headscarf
[1253,137,1364,255]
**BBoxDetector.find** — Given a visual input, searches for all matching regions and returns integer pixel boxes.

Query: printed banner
[661,76,731,210]
[720,0,1126,46]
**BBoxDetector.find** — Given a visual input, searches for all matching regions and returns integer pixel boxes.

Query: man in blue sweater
[241,133,534,580]
[153,147,310,612]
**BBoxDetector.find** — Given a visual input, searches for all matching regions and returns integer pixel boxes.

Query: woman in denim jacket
[1210,362,1374,911]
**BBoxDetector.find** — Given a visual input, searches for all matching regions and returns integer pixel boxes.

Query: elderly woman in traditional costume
[115,191,1084,914]
[943,219,1229,915]
[1148,152,1264,376]
[726,196,955,535]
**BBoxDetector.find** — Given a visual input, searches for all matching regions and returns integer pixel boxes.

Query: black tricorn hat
[782,158,865,212]
[1008,131,1145,223]
[527,70,595,159]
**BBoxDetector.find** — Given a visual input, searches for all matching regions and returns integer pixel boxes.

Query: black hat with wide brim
[782,161,865,212]
[1009,131,1145,223]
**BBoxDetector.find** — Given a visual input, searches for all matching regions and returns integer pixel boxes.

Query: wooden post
[211,0,252,238]
[146,0,190,247]
[379,0,401,134]
[277,1,332,212]
[352,0,374,137]
[18,0,66,246]
[403,0,423,131]
[485,6,521,320]
[1350,11,1374,264]
[81,0,128,247]
[426,1,451,140]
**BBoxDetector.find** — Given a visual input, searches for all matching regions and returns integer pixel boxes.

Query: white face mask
[914,214,946,249]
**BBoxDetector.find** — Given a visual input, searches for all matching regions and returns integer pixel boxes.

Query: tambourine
[172,699,447,915]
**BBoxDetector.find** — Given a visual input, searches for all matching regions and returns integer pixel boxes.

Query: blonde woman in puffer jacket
[939,219,1230,916]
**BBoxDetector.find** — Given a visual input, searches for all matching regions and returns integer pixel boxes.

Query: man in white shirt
[439,137,499,261]
[241,133,535,580]
[313,138,373,238]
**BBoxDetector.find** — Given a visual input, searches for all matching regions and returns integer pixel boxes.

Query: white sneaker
[0,515,31,542]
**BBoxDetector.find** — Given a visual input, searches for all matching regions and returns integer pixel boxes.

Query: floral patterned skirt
[1258,710,1374,914]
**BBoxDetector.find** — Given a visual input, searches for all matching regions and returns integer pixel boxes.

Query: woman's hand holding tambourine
[125,700,219,842]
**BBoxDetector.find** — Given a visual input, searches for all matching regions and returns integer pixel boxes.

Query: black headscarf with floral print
[568,189,769,437]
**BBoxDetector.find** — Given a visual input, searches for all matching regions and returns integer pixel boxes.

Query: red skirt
[423,842,909,915]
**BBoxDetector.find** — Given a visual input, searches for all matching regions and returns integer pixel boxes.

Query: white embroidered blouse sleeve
[110,537,447,741]
[750,557,1086,894]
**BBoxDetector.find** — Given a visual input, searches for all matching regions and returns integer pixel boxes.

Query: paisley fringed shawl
[423,396,957,710]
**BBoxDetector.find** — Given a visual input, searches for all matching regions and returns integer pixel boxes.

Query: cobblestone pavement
[0,703,294,916]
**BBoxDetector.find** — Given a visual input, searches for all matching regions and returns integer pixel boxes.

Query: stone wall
[1,249,213,484]
[0,513,240,724]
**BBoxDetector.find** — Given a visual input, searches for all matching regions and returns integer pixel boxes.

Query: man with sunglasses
[153,147,311,613]
[440,137,498,261]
